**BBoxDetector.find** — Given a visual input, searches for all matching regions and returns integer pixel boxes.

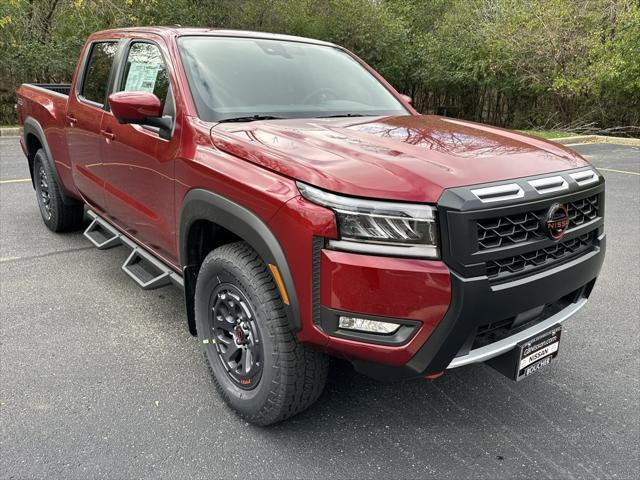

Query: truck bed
[25,83,71,97]
[16,82,74,191]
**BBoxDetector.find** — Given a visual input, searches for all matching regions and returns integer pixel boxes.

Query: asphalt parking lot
[1,137,638,479]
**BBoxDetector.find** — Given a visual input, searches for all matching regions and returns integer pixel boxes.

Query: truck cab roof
[92,26,336,47]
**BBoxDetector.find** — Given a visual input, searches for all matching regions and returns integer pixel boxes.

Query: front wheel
[195,242,328,425]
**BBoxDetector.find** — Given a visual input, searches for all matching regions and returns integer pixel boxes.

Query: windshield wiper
[217,115,287,123]
[318,113,367,118]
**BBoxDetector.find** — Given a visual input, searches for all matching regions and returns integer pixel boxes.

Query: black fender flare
[179,189,300,334]
[23,116,77,205]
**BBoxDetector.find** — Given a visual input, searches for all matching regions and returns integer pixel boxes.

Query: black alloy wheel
[194,242,329,425]
[31,149,84,232]
[209,283,263,389]
[35,162,52,220]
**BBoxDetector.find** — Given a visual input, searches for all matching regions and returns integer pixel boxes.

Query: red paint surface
[319,250,451,364]
[320,250,451,323]
[211,115,589,203]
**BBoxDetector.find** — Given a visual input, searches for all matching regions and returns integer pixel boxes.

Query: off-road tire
[195,241,328,425]
[33,149,84,232]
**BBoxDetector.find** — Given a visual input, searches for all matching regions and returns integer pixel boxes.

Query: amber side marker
[267,263,290,305]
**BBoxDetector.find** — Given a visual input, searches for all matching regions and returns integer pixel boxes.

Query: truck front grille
[568,195,599,226]
[438,170,604,283]
[486,232,595,279]
[477,195,599,250]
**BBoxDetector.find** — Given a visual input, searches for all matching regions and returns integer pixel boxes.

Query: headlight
[297,182,438,258]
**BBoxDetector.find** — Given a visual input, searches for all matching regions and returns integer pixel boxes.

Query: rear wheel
[33,149,84,232]
[195,241,328,425]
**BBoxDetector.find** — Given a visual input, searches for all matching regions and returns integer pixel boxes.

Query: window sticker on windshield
[124,63,159,93]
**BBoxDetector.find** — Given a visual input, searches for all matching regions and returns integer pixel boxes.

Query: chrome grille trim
[529,176,568,194]
[471,184,524,203]
[472,169,599,204]
[570,169,599,186]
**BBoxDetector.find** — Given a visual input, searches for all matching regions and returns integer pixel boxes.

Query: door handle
[66,114,77,127]
[100,129,115,141]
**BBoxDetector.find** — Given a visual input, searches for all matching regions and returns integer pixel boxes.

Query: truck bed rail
[27,83,71,96]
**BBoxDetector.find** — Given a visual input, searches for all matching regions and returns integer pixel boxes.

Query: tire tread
[34,149,84,232]
[199,241,328,425]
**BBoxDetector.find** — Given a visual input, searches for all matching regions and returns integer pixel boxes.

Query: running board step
[122,247,173,290]
[84,210,183,290]
[84,212,121,249]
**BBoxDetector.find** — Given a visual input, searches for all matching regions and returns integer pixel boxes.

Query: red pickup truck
[16,27,605,425]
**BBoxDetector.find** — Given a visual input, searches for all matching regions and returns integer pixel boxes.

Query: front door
[66,40,118,212]
[100,40,179,266]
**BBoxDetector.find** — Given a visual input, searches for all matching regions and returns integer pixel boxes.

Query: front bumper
[319,167,606,380]
[448,297,587,369]
[350,233,604,380]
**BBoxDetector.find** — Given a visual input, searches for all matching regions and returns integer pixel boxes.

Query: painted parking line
[0,178,31,184]
[596,167,640,176]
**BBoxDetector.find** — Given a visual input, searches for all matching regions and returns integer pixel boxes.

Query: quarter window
[120,42,170,110]
[81,42,118,105]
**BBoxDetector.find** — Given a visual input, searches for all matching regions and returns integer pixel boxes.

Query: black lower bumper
[352,233,606,381]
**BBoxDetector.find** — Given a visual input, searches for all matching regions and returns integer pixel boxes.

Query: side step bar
[84,210,183,290]
[84,214,121,249]
[122,247,173,289]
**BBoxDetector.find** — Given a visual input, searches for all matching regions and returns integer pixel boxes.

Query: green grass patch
[519,130,578,140]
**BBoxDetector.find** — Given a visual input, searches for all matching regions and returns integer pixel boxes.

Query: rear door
[66,40,118,212]
[99,39,179,265]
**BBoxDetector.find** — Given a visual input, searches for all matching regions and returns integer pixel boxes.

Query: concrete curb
[0,127,21,137]
[554,135,640,146]
[0,127,22,137]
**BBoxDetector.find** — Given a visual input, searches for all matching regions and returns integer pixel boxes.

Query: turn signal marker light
[267,263,290,305]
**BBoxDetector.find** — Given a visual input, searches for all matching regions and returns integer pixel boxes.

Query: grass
[519,130,579,140]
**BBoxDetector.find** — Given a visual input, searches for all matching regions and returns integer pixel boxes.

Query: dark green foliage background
[1,0,638,132]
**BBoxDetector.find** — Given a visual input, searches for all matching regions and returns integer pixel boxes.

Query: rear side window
[120,42,170,110]
[81,41,118,105]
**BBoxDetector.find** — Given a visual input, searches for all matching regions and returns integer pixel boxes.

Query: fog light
[338,316,400,334]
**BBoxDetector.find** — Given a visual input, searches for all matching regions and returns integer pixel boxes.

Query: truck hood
[210,115,589,203]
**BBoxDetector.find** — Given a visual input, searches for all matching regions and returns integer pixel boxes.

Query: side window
[121,42,170,112]
[81,42,118,105]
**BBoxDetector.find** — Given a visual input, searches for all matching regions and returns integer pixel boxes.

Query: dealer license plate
[487,324,562,381]
[515,325,562,380]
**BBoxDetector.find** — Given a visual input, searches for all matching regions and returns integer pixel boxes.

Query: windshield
[177,36,408,122]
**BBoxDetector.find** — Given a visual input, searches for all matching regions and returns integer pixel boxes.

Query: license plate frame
[487,324,562,381]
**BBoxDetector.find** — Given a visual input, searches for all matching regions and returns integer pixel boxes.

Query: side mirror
[109,91,162,121]
[400,94,413,105]
[108,91,172,139]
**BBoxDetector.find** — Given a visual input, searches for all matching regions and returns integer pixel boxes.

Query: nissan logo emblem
[542,203,570,240]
